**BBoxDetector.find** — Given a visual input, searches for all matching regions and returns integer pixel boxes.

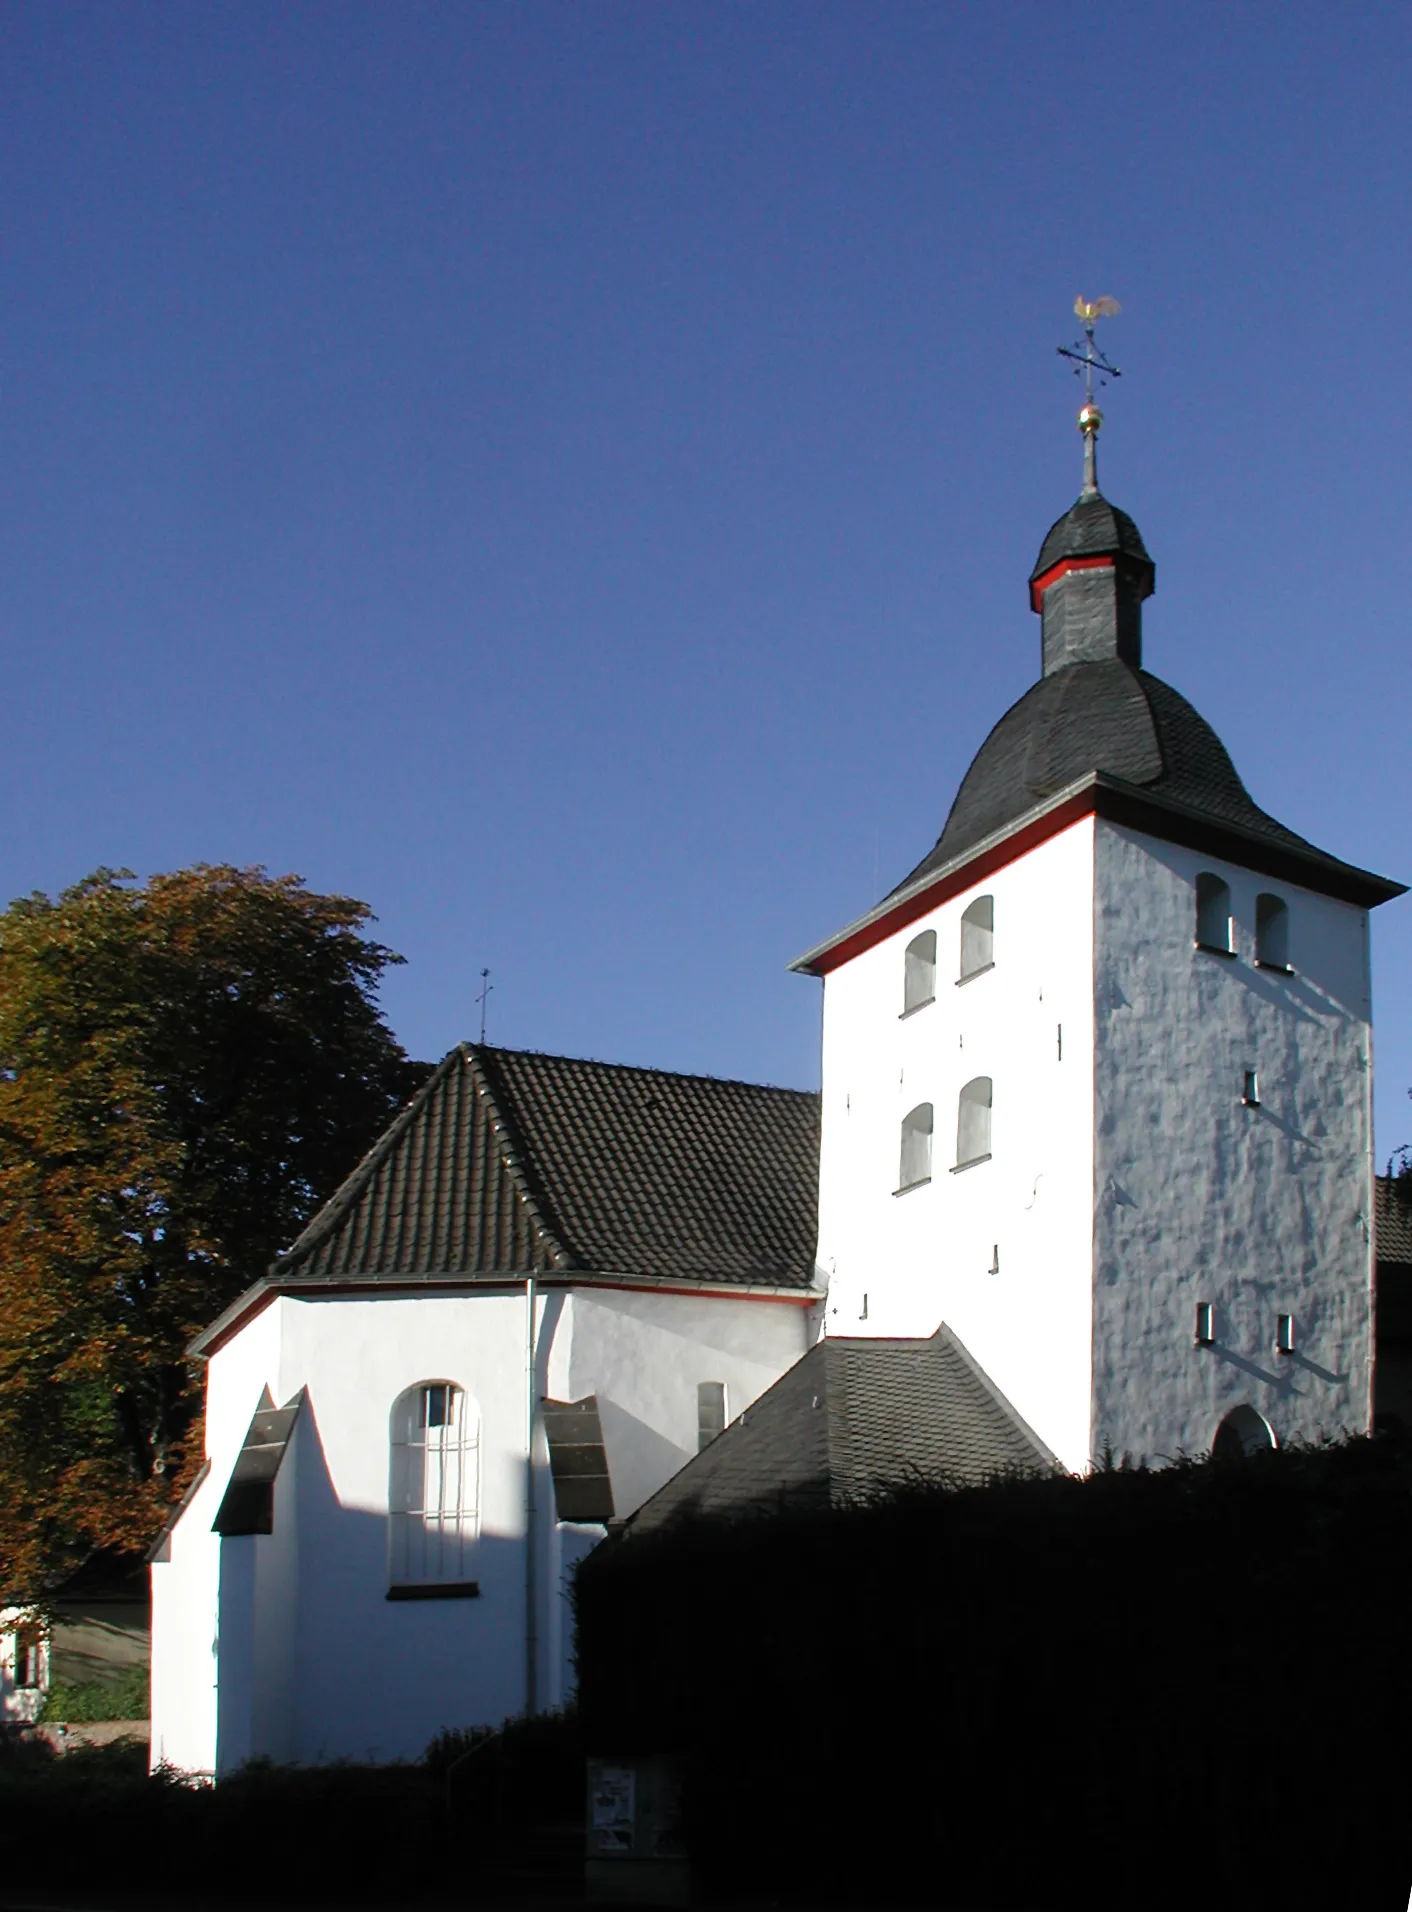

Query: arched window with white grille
[389,1382,480,1588]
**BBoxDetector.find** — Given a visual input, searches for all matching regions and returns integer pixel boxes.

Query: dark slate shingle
[273,1045,820,1291]
[1377,1174,1412,1269]
[625,1326,1055,1534]
[893,659,1380,896]
[1030,492,1154,583]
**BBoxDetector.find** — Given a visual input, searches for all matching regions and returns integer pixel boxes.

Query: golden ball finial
[1078,401,1103,435]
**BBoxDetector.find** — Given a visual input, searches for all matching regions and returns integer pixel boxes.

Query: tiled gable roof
[272,1044,820,1291]
[626,1326,1055,1533]
[1377,1174,1412,1269]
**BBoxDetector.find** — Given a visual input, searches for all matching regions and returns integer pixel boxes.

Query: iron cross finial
[1057,294,1122,494]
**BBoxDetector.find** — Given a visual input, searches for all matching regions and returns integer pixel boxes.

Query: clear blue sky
[4,4,1410,1159]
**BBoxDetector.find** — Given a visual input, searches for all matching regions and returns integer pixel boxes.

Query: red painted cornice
[791,775,1404,978]
[797,790,1096,976]
[1027,553,1114,613]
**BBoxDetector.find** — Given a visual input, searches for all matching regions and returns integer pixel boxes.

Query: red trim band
[1028,554,1113,613]
[800,780,1401,977]
[806,792,1095,976]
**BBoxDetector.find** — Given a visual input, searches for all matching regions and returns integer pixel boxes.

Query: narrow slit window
[954,1076,993,1170]
[697,1381,727,1451]
[1275,1314,1295,1356]
[13,1627,42,1689]
[897,1103,933,1192]
[1256,893,1290,970]
[903,930,937,1016]
[1195,1302,1214,1347]
[959,895,994,982]
[1195,873,1232,954]
[1243,1069,1260,1107]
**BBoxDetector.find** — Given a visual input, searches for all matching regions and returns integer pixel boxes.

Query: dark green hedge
[0,1711,584,1902]
[575,1436,1412,1910]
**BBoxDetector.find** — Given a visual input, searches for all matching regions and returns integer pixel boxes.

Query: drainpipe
[524,1273,538,1717]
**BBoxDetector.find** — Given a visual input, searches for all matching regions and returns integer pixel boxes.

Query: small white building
[151,433,1404,1773]
[149,1048,821,1773]
[1,1610,47,1724]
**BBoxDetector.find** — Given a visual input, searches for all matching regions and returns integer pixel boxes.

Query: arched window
[389,1382,480,1588]
[1255,893,1290,970]
[1195,873,1232,954]
[1211,1404,1276,1463]
[955,1076,992,1170]
[903,930,937,1015]
[959,895,994,982]
[897,1103,933,1192]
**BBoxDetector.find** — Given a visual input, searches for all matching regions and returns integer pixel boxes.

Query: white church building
[149,423,1403,1774]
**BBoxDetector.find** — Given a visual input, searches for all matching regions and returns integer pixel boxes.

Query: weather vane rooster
[1058,294,1122,493]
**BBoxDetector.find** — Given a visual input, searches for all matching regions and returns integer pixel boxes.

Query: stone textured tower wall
[1090,821,1374,1459]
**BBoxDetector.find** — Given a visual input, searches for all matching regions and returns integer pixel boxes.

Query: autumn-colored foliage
[0,866,429,1601]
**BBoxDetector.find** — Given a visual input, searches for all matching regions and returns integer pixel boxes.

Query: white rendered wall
[563,1289,813,1514]
[149,1302,281,1774]
[1092,823,1375,1459]
[816,820,1097,1470]
[152,1282,813,1772]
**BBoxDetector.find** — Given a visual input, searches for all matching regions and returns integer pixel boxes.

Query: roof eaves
[146,1458,213,1563]
[189,1265,825,1361]
[1092,776,1405,907]
[559,1268,824,1302]
[790,771,1404,976]
[789,776,1104,974]
[188,1278,278,1359]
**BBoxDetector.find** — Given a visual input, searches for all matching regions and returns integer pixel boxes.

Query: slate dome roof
[895,658,1327,893]
[1030,491,1155,587]
[793,481,1402,973]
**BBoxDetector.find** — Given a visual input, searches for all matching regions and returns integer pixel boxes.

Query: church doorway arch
[1212,1404,1276,1462]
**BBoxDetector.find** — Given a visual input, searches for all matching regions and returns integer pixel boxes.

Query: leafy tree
[0,866,429,1600]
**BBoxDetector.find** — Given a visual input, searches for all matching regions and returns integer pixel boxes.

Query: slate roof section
[542,1395,615,1523]
[890,659,1395,900]
[1030,492,1155,589]
[212,1388,304,1537]
[268,1045,820,1292]
[1376,1174,1412,1269]
[625,1326,1056,1534]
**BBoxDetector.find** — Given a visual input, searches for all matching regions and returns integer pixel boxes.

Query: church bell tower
[794,308,1404,1471]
